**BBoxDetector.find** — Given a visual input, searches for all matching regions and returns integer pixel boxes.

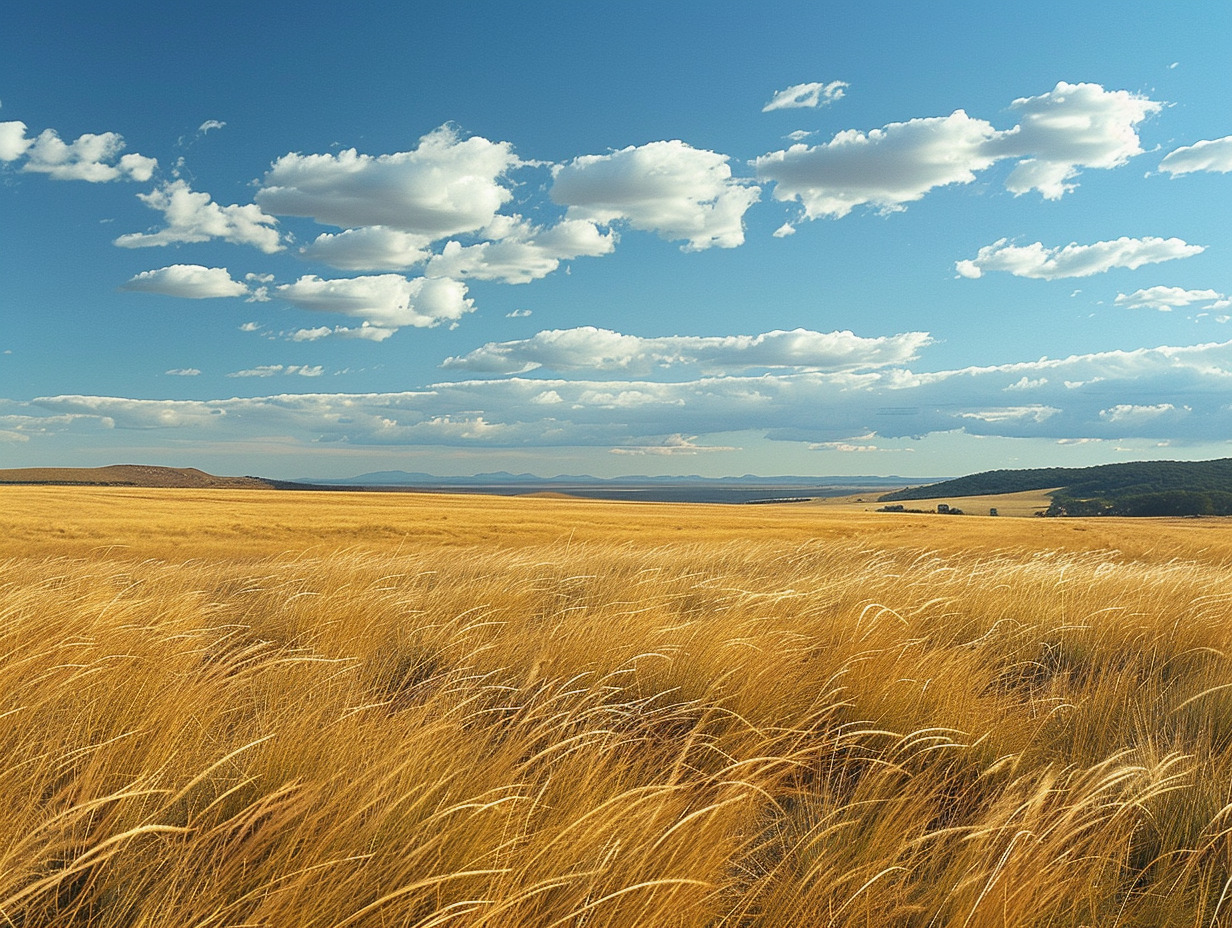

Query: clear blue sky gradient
[2,1,1229,478]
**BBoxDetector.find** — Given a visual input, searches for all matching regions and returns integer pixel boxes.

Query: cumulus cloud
[551,140,760,250]
[959,405,1060,424]
[990,82,1162,199]
[1115,287,1229,312]
[256,125,518,237]
[442,326,932,375]
[30,395,227,430]
[1099,402,1177,423]
[114,180,282,253]
[27,339,1232,449]
[808,433,898,453]
[1005,376,1048,391]
[0,121,33,161]
[757,82,1161,218]
[228,364,323,378]
[121,264,249,299]
[762,81,848,112]
[1159,136,1232,176]
[425,215,616,284]
[287,324,398,342]
[0,123,157,180]
[276,274,473,331]
[756,110,1002,219]
[299,227,434,271]
[956,236,1204,280]
[610,435,736,455]
[11,127,157,182]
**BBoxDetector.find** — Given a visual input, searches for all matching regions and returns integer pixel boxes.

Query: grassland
[5,486,1232,926]
[810,487,1058,518]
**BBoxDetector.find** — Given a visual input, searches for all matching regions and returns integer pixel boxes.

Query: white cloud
[991,82,1162,199]
[0,121,33,161]
[956,236,1204,280]
[256,125,518,237]
[809,434,887,453]
[198,120,226,134]
[244,273,274,303]
[425,216,615,284]
[114,180,282,253]
[8,127,157,182]
[772,223,796,238]
[1098,403,1177,423]
[1159,136,1232,176]
[26,341,1232,449]
[30,395,226,430]
[121,264,249,299]
[506,309,532,318]
[441,326,932,375]
[1115,287,1229,312]
[960,405,1059,423]
[1005,376,1048,391]
[551,140,760,251]
[756,110,1002,219]
[165,368,201,376]
[762,81,848,112]
[228,364,324,378]
[299,227,433,271]
[757,82,1162,218]
[276,274,473,331]
[610,435,735,455]
[288,323,398,342]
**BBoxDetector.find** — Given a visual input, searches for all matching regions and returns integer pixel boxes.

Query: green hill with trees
[879,458,1232,517]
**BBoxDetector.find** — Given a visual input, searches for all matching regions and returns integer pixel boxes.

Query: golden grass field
[5,485,1232,926]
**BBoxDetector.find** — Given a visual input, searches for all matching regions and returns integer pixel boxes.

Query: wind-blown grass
[4,488,1232,925]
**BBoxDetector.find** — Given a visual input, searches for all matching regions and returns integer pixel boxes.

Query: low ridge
[0,465,273,489]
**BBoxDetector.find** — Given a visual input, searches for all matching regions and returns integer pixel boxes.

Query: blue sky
[2,1,1230,479]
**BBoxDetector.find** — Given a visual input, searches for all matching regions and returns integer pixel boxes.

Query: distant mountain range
[0,465,939,504]
[6,460,1228,515]
[300,470,933,488]
[279,470,940,503]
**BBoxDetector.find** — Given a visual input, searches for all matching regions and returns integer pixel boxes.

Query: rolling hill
[879,458,1232,516]
[0,465,273,489]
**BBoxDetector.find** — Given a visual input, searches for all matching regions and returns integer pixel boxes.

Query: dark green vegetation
[879,458,1232,517]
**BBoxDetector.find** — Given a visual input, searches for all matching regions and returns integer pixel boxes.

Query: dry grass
[4,487,1232,926]
[811,488,1060,518]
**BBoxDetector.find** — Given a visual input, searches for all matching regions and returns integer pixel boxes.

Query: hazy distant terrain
[0,465,937,503]
[296,469,941,503]
[0,464,271,489]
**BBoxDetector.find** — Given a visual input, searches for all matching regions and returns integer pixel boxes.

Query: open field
[5,487,1232,926]
[809,487,1059,518]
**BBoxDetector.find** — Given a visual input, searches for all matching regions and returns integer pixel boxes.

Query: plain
[4,487,1232,927]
